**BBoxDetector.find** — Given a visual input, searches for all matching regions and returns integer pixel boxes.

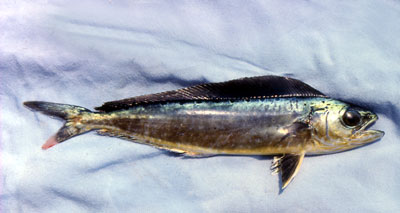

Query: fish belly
[90,99,314,155]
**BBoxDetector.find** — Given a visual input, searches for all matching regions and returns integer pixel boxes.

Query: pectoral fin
[271,152,305,190]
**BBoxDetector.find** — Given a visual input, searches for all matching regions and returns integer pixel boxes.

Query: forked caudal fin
[23,101,93,150]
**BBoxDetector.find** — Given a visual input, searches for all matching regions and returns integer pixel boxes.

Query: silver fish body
[24,75,384,190]
[86,98,313,155]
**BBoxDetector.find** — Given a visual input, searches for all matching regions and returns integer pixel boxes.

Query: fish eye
[342,109,361,127]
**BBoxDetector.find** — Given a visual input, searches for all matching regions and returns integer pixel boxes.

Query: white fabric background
[1,0,400,212]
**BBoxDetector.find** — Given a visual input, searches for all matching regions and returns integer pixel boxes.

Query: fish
[23,75,384,190]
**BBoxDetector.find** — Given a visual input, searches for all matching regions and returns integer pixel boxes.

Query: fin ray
[23,101,93,149]
[97,129,211,157]
[24,101,90,119]
[95,75,326,112]
[271,152,305,190]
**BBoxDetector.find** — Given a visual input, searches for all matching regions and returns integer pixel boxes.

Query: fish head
[309,101,384,154]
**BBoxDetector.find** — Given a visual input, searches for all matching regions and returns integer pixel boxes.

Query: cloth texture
[1,0,400,212]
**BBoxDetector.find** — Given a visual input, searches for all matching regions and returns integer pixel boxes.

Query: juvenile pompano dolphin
[24,75,384,190]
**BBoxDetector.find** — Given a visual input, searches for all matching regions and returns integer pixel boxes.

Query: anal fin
[271,152,305,190]
[97,129,211,157]
[97,128,138,142]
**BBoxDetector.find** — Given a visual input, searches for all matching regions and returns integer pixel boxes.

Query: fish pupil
[343,109,361,126]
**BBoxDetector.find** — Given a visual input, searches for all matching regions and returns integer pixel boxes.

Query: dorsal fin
[95,75,326,112]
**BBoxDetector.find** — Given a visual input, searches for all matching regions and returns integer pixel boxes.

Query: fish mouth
[352,114,385,143]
